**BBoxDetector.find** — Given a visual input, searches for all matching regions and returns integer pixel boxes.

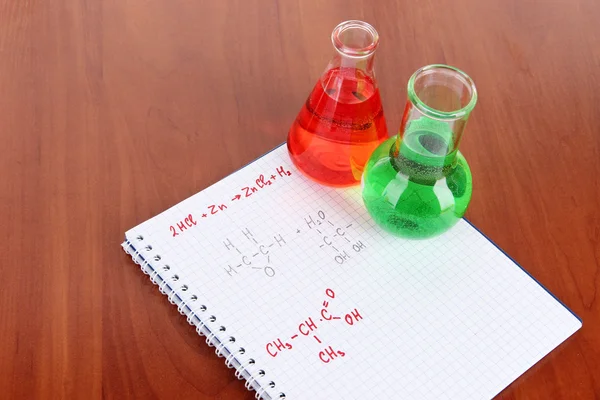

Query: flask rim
[407,64,478,121]
[331,20,379,59]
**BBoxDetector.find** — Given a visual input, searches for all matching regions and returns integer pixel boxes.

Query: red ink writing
[319,346,346,364]
[266,338,293,358]
[185,214,197,226]
[344,309,363,326]
[241,187,255,198]
[264,288,362,364]
[169,214,198,237]
[299,317,318,336]
[276,166,292,177]
[235,166,291,202]
[256,174,272,188]
[208,204,227,215]
[167,164,293,236]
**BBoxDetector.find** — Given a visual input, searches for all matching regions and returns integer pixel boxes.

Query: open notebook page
[123,144,581,399]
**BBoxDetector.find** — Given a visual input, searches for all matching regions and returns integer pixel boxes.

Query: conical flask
[362,64,478,239]
[287,20,389,187]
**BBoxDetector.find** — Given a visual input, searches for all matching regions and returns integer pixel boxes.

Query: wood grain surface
[1,0,598,398]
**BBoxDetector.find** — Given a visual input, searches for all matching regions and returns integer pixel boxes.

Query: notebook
[121,143,581,400]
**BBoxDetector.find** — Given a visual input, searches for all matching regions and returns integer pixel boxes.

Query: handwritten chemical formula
[163,159,371,280]
[167,165,293,237]
[222,228,288,278]
[265,288,363,364]
[302,210,367,265]
[219,209,369,279]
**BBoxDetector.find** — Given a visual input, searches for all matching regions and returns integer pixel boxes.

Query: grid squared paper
[122,144,581,400]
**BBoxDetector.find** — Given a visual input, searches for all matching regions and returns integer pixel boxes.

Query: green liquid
[361,125,472,239]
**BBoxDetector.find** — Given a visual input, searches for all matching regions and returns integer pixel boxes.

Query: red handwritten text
[230,165,292,203]
[169,214,197,237]
[266,338,293,358]
[208,204,227,215]
[264,288,362,363]
[319,345,346,363]
[168,164,293,237]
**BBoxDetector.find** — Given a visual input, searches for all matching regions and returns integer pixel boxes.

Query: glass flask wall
[362,64,478,239]
[287,20,389,187]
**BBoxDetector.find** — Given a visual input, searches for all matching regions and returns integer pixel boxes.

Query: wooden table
[1,0,598,398]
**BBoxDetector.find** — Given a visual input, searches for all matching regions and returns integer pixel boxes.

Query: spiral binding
[122,235,286,400]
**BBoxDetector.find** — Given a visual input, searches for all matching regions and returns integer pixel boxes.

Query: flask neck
[325,52,375,78]
[323,20,379,81]
[393,65,477,178]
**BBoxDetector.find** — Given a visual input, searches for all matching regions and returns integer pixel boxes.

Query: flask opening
[331,20,379,58]
[408,64,478,120]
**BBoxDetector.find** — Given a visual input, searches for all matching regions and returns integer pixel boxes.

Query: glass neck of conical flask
[393,65,477,176]
[323,20,379,81]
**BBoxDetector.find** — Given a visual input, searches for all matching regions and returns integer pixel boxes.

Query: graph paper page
[124,144,581,399]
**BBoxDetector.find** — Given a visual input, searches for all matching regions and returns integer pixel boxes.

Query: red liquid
[287,67,389,187]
